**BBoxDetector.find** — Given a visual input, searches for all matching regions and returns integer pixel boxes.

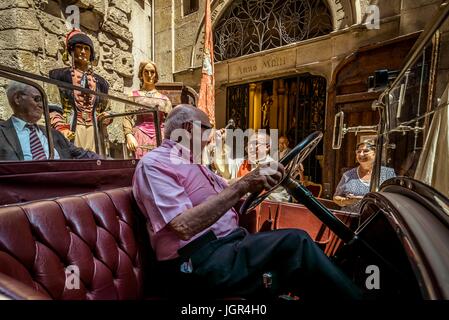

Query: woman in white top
[333,140,396,212]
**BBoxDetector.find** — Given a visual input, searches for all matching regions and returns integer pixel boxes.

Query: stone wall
[0,0,143,143]
[153,0,174,82]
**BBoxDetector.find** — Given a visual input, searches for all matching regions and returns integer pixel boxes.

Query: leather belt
[177,230,217,258]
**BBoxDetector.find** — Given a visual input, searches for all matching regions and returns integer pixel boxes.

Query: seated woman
[123,61,172,159]
[333,140,396,212]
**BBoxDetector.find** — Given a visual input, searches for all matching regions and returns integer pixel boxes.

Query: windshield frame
[371,1,449,193]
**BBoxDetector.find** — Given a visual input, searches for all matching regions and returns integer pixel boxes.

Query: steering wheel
[239,131,323,215]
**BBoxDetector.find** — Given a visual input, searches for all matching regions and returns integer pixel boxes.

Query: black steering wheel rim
[239,131,323,215]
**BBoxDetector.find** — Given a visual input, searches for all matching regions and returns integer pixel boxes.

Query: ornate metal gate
[227,84,249,130]
[285,75,326,184]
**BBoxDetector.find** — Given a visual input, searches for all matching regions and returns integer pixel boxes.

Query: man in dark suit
[0,81,99,161]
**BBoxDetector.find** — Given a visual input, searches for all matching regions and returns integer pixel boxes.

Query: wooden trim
[357,31,422,54]
[339,103,376,113]
[328,32,422,93]
[335,91,381,104]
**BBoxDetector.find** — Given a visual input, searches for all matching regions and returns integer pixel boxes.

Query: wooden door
[324,33,421,194]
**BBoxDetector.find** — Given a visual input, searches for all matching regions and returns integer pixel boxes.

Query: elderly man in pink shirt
[133,104,361,300]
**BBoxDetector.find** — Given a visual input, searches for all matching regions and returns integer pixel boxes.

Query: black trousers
[157,228,362,300]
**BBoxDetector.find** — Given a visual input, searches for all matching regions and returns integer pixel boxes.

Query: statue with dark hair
[49,29,110,152]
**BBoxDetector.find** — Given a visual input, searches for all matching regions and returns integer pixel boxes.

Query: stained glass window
[214,0,333,61]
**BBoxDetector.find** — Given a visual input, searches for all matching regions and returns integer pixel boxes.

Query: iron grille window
[227,85,249,130]
[214,0,333,61]
[288,75,326,183]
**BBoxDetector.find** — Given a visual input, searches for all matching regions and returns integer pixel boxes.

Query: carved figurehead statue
[48,29,110,152]
[123,61,172,159]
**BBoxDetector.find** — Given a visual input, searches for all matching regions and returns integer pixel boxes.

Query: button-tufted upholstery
[1,186,347,300]
[0,187,155,300]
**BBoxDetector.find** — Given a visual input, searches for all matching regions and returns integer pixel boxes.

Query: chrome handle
[332,111,345,150]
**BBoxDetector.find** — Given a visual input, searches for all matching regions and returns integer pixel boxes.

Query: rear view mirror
[332,110,379,150]
[332,111,345,150]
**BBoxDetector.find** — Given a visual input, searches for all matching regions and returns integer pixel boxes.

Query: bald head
[164,104,211,139]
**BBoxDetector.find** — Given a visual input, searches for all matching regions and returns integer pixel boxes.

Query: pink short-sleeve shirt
[132,139,239,260]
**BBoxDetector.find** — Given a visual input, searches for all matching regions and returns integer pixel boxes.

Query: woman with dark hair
[123,61,172,159]
[333,140,396,212]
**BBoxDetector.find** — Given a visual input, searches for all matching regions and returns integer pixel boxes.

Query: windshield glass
[0,74,158,161]
[380,18,449,198]
[0,67,196,162]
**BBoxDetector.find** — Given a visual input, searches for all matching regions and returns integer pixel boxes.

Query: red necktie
[26,124,47,160]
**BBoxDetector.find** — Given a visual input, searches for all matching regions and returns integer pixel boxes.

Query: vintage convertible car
[0,3,448,301]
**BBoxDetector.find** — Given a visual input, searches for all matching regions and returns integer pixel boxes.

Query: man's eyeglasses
[248,142,270,150]
[192,121,212,130]
[21,93,43,103]
[356,148,374,154]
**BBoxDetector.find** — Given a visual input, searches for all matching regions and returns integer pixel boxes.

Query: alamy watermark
[169,123,281,175]
[65,265,80,290]
[365,5,380,30]
[65,5,80,30]
[365,265,380,290]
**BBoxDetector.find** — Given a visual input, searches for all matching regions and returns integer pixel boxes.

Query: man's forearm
[169,180,249,240]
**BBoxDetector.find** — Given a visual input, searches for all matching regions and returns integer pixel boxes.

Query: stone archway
[324,0,355,30]
[190,0,356,68]
[354,0,382,24]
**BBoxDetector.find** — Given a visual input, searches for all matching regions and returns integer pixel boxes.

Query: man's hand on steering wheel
[239,162,285,194]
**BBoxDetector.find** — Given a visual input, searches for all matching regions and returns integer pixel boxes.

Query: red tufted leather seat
[0,187,155,300]
[3,187,348,300]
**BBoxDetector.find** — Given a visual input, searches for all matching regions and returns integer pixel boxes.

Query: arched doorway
[226,74,327,184]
